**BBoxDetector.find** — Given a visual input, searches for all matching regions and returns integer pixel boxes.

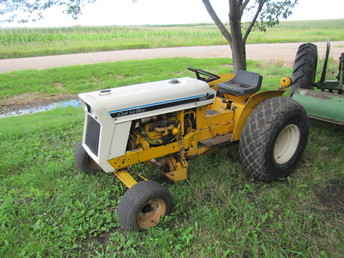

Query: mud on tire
[239,96,309,181]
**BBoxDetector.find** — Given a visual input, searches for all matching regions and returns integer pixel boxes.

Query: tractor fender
[231,90,285,141]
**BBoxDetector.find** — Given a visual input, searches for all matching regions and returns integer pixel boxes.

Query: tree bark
[229,0,246,71]
[230,40,246,71]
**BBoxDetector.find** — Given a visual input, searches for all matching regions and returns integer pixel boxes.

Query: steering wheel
[187,67,220,83]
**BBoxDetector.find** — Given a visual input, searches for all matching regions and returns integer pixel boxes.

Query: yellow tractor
[76,68,309,231]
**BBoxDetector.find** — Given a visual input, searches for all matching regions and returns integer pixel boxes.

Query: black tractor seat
[218,70,263,96]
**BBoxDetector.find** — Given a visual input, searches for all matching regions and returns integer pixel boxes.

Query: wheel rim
[273,124,301,165]
[137,199,167,229]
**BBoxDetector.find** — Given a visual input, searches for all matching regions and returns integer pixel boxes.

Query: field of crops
[1,19,344,59]
[0,58,343,257]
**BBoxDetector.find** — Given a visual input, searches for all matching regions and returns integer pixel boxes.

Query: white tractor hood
[78,77,215,120]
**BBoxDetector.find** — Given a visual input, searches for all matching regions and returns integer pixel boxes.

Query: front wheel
[117,181,173,231]
[239,96,309,181]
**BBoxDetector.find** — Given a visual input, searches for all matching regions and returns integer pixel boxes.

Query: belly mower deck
[293,89,344,125]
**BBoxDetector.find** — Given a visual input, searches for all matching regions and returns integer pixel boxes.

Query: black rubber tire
[239,96,309,182]
[292,43,318,90]
[117,181,173,231]
[75,143,101,174]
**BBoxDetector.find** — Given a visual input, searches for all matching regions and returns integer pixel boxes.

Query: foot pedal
[200,134,231,147]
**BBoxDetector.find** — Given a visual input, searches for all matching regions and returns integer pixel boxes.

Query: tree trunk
[230,30,247,71]
[229,0,247,71]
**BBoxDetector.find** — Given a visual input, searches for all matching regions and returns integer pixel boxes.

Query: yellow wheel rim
[137,199,167,229]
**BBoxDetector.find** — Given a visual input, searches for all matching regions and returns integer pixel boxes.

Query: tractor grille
[85,115,101,156]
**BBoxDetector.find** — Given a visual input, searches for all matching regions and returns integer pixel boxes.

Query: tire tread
[292,43,318,90]
[239,96,309,181]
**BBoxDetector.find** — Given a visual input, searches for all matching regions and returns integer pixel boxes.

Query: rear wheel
[117,181,173,231]
[291,43,318,93]
[239,96,309,181]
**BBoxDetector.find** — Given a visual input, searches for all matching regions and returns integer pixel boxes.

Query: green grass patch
[0,57,291,104]
[0,58,344,256]
[1,19,344,59]
[1,105,343,257]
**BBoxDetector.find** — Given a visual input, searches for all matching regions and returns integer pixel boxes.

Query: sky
[3,0,344,28]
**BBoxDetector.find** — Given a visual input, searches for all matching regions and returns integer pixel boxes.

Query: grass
[0,58,343,257]
[1,19,344,59]
[0,56,337,105]
[0,57,291,104]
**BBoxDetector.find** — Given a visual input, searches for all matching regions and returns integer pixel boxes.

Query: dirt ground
[314,178,344,213]
[0,93,76,115]
[1,41,344,73]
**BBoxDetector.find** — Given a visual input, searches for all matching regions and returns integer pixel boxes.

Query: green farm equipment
[291,41,344,125]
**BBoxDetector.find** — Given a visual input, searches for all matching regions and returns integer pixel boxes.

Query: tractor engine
[128,113,181,150]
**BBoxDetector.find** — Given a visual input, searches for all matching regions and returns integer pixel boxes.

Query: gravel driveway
[1,41,344,73]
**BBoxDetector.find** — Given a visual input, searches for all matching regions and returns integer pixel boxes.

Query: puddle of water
[0,99,81,119]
